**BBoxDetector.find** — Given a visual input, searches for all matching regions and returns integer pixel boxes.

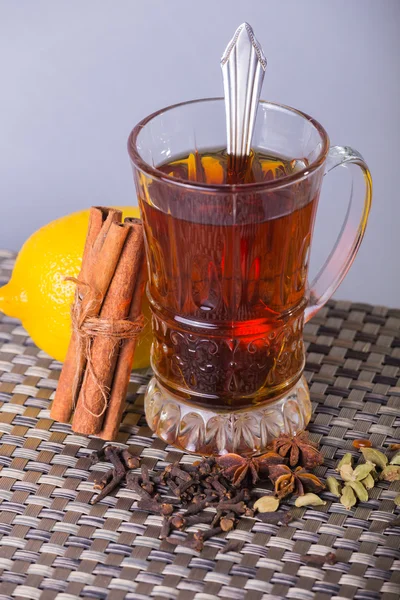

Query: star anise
[268,464,325,499]
[217,452,283,487]
[270,431,324,469]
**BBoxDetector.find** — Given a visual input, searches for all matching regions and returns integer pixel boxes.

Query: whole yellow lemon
[0,207,151,368]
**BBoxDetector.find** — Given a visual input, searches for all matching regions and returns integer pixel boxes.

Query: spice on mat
[268,464,325,499]
[220,539,242,554]
[360,447,388,470]
[300,552,337,566]
[390,452,400,466]
[122,449,140,470]
[352,439,372,449]
[195,526,223,544]
[91,445,131,504]
[336,453,353,471]
[353,463,375,480]
[346,480,369,502]
[361,473,375,489]
[93,468,114,490]
[137,498,174,515]
[220,514,236,532]
[140,464,155,494]
[339,464,354,482]
[256,510,293,525]
[89,432,400,553]
[294,493,326,508]
[380,465,400,482]
[253,496,280,513]
[326,476,342,497]
[270,430,324,469]
[216,452,282,486]
[340,462,374,483]
[340,485,357,510]
[394,494,400,507]
[332,443,400,509]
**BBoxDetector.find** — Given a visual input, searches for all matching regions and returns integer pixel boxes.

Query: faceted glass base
[144,376,312,456]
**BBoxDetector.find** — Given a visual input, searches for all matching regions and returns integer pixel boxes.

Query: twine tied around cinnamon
[67,276,145,418]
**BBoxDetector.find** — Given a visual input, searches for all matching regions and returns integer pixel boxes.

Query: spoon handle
[221,23,267,163]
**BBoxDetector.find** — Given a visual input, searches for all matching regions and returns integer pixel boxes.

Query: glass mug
[128,98,372,455]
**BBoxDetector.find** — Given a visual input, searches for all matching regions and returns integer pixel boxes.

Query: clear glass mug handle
[305,145,372,322]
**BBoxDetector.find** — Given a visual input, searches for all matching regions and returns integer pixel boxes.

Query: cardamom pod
[370,467,379,481]
[380,465,400,482]
[353,463,375,481]
[394,494,400,507]
[390,451,400,466]
[361,473,375,490]
[326,476,342,497]
[253,496,280,513]
[347,480,369,502]
[340,464,355,482]
[294,493,326,508]
[340,485,357,509]
[360,447,388,470]
[336,453,353,471]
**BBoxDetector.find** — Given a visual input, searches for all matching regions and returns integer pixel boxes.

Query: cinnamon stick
[72,218,145,435]
[98,230,147,440]
[50,207,122,422]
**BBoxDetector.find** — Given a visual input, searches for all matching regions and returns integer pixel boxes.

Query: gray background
[0,0,399,306]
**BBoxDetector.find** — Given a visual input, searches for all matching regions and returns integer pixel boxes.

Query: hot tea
[139,148,318,409]
[129,94,371,454]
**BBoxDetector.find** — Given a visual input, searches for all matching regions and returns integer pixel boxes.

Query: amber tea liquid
[139,148,318,409]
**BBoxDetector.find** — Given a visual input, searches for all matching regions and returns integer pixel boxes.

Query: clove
[226,489,246,504]
[121,448,140,470]
[220,514,235,532]
[185,499,210,516]
[282,511,293,526]
[198,461,212,476]
[170,514,186,530]
[89,447,106,465]
[160,516,172,539]
[140,464,154,495]
[219,475,235,496]
[93,468,114,490]
[300,552,337,566]
[209,476,229,496]
[194,526,223,542]
[175,479,195,498]
[204,491,220,503]
[91,446,128,504]
[170,465,192,482]
[256,510,292,525]
[184,513,215,528]
[137,498,174,516]
[91,470,125,505]
[220,539,242,554]
[244,507,255,518]
[126,473,153,500]
[211,509,223,528]
[216,500,246,515]
[105,445,126,477]
[166,479,180,496]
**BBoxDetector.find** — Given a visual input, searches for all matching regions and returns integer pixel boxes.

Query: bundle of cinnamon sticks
[50,206,146,440]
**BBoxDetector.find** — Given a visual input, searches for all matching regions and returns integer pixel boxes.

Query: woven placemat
[0,249,399,600]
